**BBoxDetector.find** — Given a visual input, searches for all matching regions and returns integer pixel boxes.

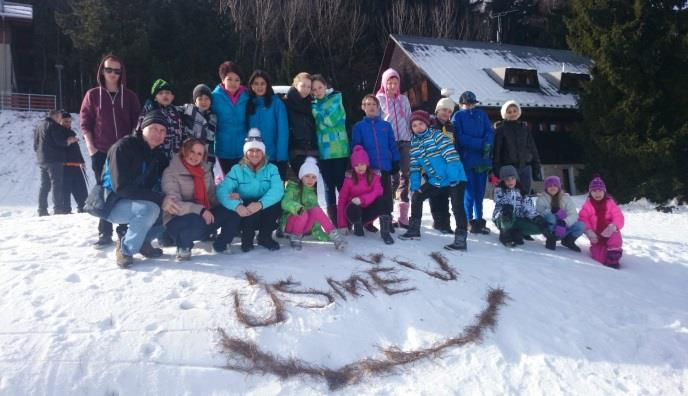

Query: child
[351,94,400,236]
[428,95,457,234]
[246,70,289,180]
[578,176,624,269]
[452,91,494,235]
[59,112,88,213]
[493,165,554,247]
[178,84,217,170]
[399,111,468,251]
[337,146,389,244]
[536,175,585,251]
[376,68,412,229]
[311,74,350,225]
[139,78,185,160]
[284,72,318,176]
[281,157,346,250]
[493,100,542,195]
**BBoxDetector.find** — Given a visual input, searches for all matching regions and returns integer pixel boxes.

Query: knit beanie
[435,97,456,113]
[588,177,607,193]
[192,84,212,102]
[544,175,561,189]
[350,145,370,167]
[243,128,266,155]
[151,78,174,96]
[140,110,168,130]
[298,156,320,180]
[500,100,522,120]
[499,165,519,180]
[409,110,430,129]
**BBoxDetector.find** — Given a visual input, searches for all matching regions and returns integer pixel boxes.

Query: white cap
[298,156,320,180]
[435,97,456,113]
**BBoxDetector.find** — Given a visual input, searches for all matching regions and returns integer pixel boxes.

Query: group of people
[33,54,625,269]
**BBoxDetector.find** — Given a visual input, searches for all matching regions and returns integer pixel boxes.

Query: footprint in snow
[179,300,194,310]
[64,273,80,283]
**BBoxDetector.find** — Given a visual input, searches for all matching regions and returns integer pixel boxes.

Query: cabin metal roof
[0,1,33,21]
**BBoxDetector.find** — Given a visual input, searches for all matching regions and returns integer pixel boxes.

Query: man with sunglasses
[80,54,141,248]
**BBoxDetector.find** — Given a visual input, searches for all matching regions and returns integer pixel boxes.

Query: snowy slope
[0,110,687,395]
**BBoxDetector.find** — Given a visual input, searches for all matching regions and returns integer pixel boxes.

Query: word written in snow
[232,252,458,328]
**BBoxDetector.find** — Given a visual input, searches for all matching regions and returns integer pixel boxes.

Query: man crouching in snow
[100,110,180,268]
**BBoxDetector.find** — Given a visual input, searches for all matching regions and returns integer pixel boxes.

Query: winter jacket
[280,180,329,240]
[178,103,217,165]
[337,170,383,228]
[79,59,141,154]
[536,192,579,227]
[216,162,284,211]
[34,118,71,164]
[248,95,289,162]
[212,85,249,160]
[64,128,85,164]
[311,91,349,160]
[578,196,624,235]
[376,93,412,142]
[351,116,400,172]
[452,108,494,171]
[139,100,185,160]
[493,120,540,173]
[409,128,466,192]
[161,154,218,225]
[493,186,538,221]
[102,134,170,206]
[284,87,318,156]
[430,116,456,144]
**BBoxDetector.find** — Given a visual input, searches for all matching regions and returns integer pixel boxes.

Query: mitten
[601,223,617,238]
[585,229,599,244]
[482,143,492,160]
[552,208,567,220]
[501,204,514,222]
[554,219,567,238]
[391,161,400,174]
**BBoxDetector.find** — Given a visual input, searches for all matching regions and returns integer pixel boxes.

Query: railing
[0,92,57,112]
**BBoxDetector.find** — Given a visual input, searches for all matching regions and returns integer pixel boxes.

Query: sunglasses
[245,136,263,142]
[103,67,122,75]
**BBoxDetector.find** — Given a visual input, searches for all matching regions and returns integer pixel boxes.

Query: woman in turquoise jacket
[212,61,249,175]
[246,70,289,180]
[216,129,285,252]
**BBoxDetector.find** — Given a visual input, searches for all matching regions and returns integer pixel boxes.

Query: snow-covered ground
[0,110,687,395]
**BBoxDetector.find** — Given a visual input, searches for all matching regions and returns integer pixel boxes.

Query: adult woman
[162,138,240,260]
[212,61,249,175]
[284,72,318,175]
[216,130,284,252]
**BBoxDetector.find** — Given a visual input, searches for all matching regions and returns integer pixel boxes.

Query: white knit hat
[500,100,522,120]
[435,97,456,113]
[298,156,320,179]
[243,128,266,155]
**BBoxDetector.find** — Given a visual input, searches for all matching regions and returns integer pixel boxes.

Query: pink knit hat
[350,145,370,167]
[588,176,606,193]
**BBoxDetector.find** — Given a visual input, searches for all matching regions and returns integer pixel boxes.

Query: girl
[578,176,624,268]
[376,68,412,228]
[281,157,346,250]
[337,146,389,244]
[246,70,289,180]
[310,74,350,224]
[536,175,585,251]
[285,72,318,175]
[212,61,249,175]
[493,165,554,248]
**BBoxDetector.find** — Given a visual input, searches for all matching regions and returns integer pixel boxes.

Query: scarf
[181,153,210,208]
[590,195,609,235]
[221,84,245,106]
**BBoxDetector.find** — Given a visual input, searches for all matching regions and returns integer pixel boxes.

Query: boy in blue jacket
[452,91,494,235]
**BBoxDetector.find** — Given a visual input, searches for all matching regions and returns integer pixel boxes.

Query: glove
[351,197,362,205]
[600,223,617,238]
[585,229,599,244]
[482,143,492,160]
[532,165,542,182]
[554,219,567,239]
[501,204,514,222]
[553,208,567,220]
[391,161,400,174]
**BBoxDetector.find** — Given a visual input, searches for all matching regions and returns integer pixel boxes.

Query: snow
[1,110,687,395]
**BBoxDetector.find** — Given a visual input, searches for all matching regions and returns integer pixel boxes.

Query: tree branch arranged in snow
[218,288,507,390]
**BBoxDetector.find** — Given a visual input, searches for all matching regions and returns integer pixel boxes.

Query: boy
[178,84,218,170]
[139,78,185,160]
[60,112,88,213]
[428,95,457,234]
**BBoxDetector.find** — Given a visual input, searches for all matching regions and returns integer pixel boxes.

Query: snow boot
[115,239,133,268]
[468,219,480,234]
[329,229,347,250]
[512,229,525,245]
[475,218,491,235]
[241,231,255,252]
[139,241,163,258]
[346,203,365,236]
[499,229,516,247]
[445,229,468,251]
[604,249,622,269]
[38,209,49,217]
[545,236,557,251]
[397,201,410,229]
[399,217,421,240]
[286,234,303,250]
[175,247,191,261]
[379,214,395,245]
[257,233,280,251]
[93,234,113,249]
[561,235,581,252]
[433,213,453,234]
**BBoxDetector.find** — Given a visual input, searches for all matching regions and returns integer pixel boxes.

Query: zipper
[110,91,119,140]
[371,119,382,171]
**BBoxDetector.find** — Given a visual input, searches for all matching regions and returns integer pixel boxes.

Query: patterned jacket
[178,103,217,166]
[311,91,350,160]
[493,186,537,221]
[139,100,185,161]
[409,128,466,192]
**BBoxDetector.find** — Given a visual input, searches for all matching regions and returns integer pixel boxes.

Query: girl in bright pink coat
[337,146,390,243]
[578,176,625,268]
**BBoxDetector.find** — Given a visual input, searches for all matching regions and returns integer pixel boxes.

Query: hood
[96,57,128,88]
[377,68,401,96]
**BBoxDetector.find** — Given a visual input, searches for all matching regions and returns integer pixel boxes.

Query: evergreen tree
[566,0,688,203]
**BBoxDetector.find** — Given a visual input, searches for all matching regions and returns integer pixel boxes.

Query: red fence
[0,93,56,112]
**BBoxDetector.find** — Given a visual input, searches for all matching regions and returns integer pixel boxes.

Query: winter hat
[298,156,320,179]
[140,110,169,130]
[192,84,212,102]
[500,100,522,120]
[377,68,401,95]
[499,165,519,180]
[243,128,266,155]
[409,110,430,128]
[151,78,174,96]
[350,145,370,167]
[588,177,607,193]
[459,91,479,104]
[435,97,456,113]
[544,175,561,189]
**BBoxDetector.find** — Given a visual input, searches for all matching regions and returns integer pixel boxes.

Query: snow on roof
[392,34,592,109]
[0,1,33,21]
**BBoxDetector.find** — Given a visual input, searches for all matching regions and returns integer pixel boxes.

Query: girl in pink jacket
[337,146,390,244]
[578,176,625,268]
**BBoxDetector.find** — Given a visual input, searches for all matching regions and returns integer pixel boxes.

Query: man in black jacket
[34,110,77,216]
[100,110,180,268]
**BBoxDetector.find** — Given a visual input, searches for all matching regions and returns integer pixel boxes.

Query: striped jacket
[409,128,466,192]
[376,93,412,142]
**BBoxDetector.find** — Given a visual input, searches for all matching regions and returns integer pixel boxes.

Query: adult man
[60,112,88,213]
[34,110,76,216]
[80,54,141,247]
[101,110,178,268]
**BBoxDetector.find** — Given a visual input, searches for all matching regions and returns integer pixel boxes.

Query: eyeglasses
[104,67,122,75]
[245,136,263,142]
